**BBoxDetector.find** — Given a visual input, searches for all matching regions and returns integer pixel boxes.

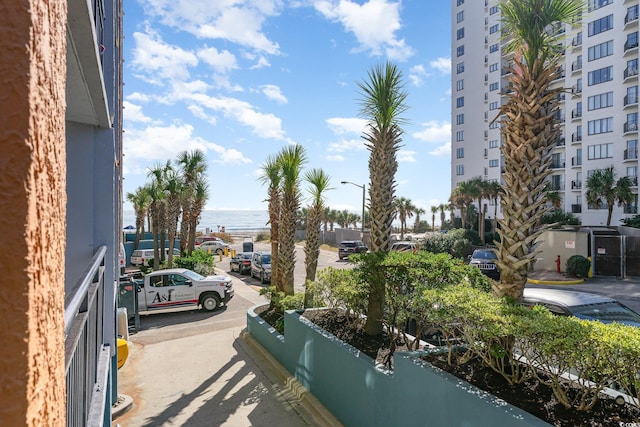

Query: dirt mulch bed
[255,305,640,426]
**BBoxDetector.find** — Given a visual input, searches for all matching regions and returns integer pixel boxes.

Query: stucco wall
[533,229,589,272]
[0,1,67,425]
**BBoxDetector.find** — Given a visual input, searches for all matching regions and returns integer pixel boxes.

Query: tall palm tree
[438,203,448,230]
[586,166,635,226]
[164,169,183,267]
[176,150,207,253]
[394,197,416,239]
[259,154,283,292]
[358,61,408,336]
[126,186,150,249]
[486,181,501,233]
[187,176,209,255]
[450,183,473,229]
[413,207,425,232]
[430,205,439,232]
[145,180,164,270]
[278,145,307,296]
[495,0,583,301]
[304,169,331,307]
[468,177,489,243]
[148,161,171,262]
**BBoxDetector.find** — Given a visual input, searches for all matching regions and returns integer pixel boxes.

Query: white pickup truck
[137,268,234,312]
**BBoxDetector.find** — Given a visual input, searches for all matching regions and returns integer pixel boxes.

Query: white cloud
[413,120,451,144]
[250,56,271,69]
[326,117,367,135]
[428,143,451,157]
[315,0,414,60]
[430,57,451,74]
[130,31,198,84]
[327,138,366,153]
[408,64,429,87]
[326,154,346,161]
[142,0,282,54]
[123,123,251,176]
[190,93,287,140]
[127,92,151,102]
[261,84,288,104]
[197,47,238,74]
[123,101,152,123]
[398,150,416,162]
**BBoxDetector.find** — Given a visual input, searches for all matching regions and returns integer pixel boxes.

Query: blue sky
[123,0,452,217]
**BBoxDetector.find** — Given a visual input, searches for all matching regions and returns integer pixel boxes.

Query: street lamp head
[340,181,348,184]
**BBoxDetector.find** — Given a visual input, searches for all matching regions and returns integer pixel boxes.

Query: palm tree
[358,61,408,336]
[259,154,283,292]
[485,181,501,233]
[586,166,635,226]
[495,0,583,301]
[394,197,416,239]
[145,180,164,270]
[468,177,489,243]
[126,186,150,249]
[449,183,473,229]
[176,150,207,253]
[148,161,172,262]
[278,145,307,296]
[187,176,209,255]
[414,207,425,232]
[164,168,183,267]
[430,205,439,232]
[304,169,332,306]
[438,203,448,230]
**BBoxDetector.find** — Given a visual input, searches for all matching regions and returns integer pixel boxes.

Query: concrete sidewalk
[113,273,340,427]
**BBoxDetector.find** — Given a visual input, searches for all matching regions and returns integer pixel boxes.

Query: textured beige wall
[0,1,67,425]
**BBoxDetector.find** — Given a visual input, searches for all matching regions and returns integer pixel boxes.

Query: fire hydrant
[555,255,561,274]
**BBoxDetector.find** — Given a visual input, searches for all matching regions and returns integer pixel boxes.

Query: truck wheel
[201,294,221,311]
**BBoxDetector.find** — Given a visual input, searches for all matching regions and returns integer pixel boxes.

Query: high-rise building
[451,0,639,226]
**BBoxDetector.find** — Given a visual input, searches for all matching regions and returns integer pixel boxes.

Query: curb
[241,331,343,427]
[527,278,584,286]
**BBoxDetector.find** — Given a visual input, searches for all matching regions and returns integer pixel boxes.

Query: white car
[130,248,181,267]
[197,240,230,255]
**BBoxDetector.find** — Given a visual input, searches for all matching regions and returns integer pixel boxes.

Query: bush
[173,250,216,275]
[565,255,590,278]
[422,228,481,259]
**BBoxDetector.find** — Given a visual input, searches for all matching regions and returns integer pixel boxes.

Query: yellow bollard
[231,249,236,258]
[224,247,229,257]
[219,252,223,262]
[587,256,593,278]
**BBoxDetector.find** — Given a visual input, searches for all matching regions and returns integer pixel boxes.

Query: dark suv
[468,248,500,280]
[338,240,368,260]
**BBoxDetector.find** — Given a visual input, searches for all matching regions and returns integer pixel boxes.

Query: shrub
[565,255,590,278]
[422,228,481,258]
[173,250,216,275]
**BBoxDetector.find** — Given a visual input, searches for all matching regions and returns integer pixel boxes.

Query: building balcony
[549,183,564,191]
[624,39,639,55]
[571,204,582,213]
[555,137,566,147]
[571,109,582,119]
[571,34,582,47]
[625,9,639,25]
[571,180,582,190]
[572,85,582,95]
[624,122,639,133]
[571,61,582,72]
[552,67,566,81]
[624,94,638,107]
[557,93,566,102]
[571,133,582,143]
[551,161,566,169]
[629,176,639,186]
[571,156,582,166]
[625,148,638,160]
[625,66,639,80]
[624,204,639,214]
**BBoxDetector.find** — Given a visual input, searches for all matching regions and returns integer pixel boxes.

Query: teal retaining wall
[247,305,551,427]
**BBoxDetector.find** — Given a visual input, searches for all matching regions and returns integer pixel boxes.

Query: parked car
[523,288,640,327]
[251,251,271,284]
[130,248,181,267]
[194,236,224,247]
[230,252,253,275]
[197,240,230,255]
[468,248,500,280]
[390,241,419,252]
[338,240,368,260]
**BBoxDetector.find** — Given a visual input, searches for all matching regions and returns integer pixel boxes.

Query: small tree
[586,166,635,226]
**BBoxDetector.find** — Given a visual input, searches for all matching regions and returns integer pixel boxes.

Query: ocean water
[123,210,270,232]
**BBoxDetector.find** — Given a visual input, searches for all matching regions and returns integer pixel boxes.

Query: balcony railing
[624,66,639,79]
[571,61,582,72]
[624,94,638,106]
[555,137,566,147]
[549,182,564,191]
[571,204,582,213]
[571,156,582,166]
[551,161,566,169]
[624,122,639,133]
[625,148,638,159]
[625,39,639,52]
[571,133,582,142]
[572,34,582,47]
[629,176,639,186]
[572,109,582,119]
[571,180,582,189]
[572,85,582,95]
[65,245,109,427]
[625,9,639,25]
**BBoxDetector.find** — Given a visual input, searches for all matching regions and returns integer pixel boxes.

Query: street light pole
[340,181,366,238]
